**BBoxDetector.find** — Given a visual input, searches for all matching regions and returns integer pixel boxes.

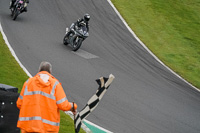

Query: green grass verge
[0,33,29,91]
[60,111,86,133]
[0,32,85,133]
[111,0,200,88]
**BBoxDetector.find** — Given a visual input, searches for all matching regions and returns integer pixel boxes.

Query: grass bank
[111,0,200,88]
[0,32,85,133]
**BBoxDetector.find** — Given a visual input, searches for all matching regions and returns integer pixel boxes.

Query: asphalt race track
[1,0,200,133]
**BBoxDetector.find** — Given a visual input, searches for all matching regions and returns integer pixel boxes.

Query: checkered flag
[74,74,115,133]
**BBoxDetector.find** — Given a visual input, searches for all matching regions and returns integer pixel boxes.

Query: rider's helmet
[84,14,90,22]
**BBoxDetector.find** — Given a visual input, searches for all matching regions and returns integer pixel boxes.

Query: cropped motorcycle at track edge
[10,0,26,20]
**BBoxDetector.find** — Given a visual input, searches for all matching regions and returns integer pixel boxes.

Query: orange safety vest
[17,71,74,132]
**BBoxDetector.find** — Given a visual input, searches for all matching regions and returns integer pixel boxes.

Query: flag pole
[72,102,77,133]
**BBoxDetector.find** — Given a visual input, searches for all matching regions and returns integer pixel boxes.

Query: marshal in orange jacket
[16,71,77,132]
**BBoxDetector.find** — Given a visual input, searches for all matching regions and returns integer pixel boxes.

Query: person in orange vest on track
[16,61,77,133]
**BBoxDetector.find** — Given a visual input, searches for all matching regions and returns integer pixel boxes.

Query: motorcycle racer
[76,13,90,32]
[66,14,90,37]
[9,0,29,13]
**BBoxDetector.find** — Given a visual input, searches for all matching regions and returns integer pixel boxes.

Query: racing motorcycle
[63,22,89,51]
[10,0,26,20]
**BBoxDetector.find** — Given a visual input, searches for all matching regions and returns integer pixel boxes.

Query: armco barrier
[0,84,20,133]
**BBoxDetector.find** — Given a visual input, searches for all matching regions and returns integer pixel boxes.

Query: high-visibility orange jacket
[17,71,75,132]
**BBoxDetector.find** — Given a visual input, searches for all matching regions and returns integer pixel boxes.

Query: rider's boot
[21,7,27,13]
[66,30,73,37]
[9,2,13,9]
[24,7,27,12]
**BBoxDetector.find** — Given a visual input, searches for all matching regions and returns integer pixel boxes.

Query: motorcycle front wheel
[12,9,19,20]
[72,37,82,51]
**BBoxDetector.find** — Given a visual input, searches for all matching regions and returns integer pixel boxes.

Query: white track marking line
[0,22,32,78]
[84,119,113,133]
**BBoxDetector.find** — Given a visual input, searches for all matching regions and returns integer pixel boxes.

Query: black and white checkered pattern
[74,74,115,133]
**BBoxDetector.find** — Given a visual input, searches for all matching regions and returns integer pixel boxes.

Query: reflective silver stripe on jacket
[18,116,59,126]
[24,90,56,100]
[19,79,29,99]
[51,81,59,95]
[56,97,68,104]
[19,95,23,100]
[23,81,59,100]
[70,102,73,109]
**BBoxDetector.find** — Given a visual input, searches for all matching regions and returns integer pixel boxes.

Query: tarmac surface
[0,0,200,132]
